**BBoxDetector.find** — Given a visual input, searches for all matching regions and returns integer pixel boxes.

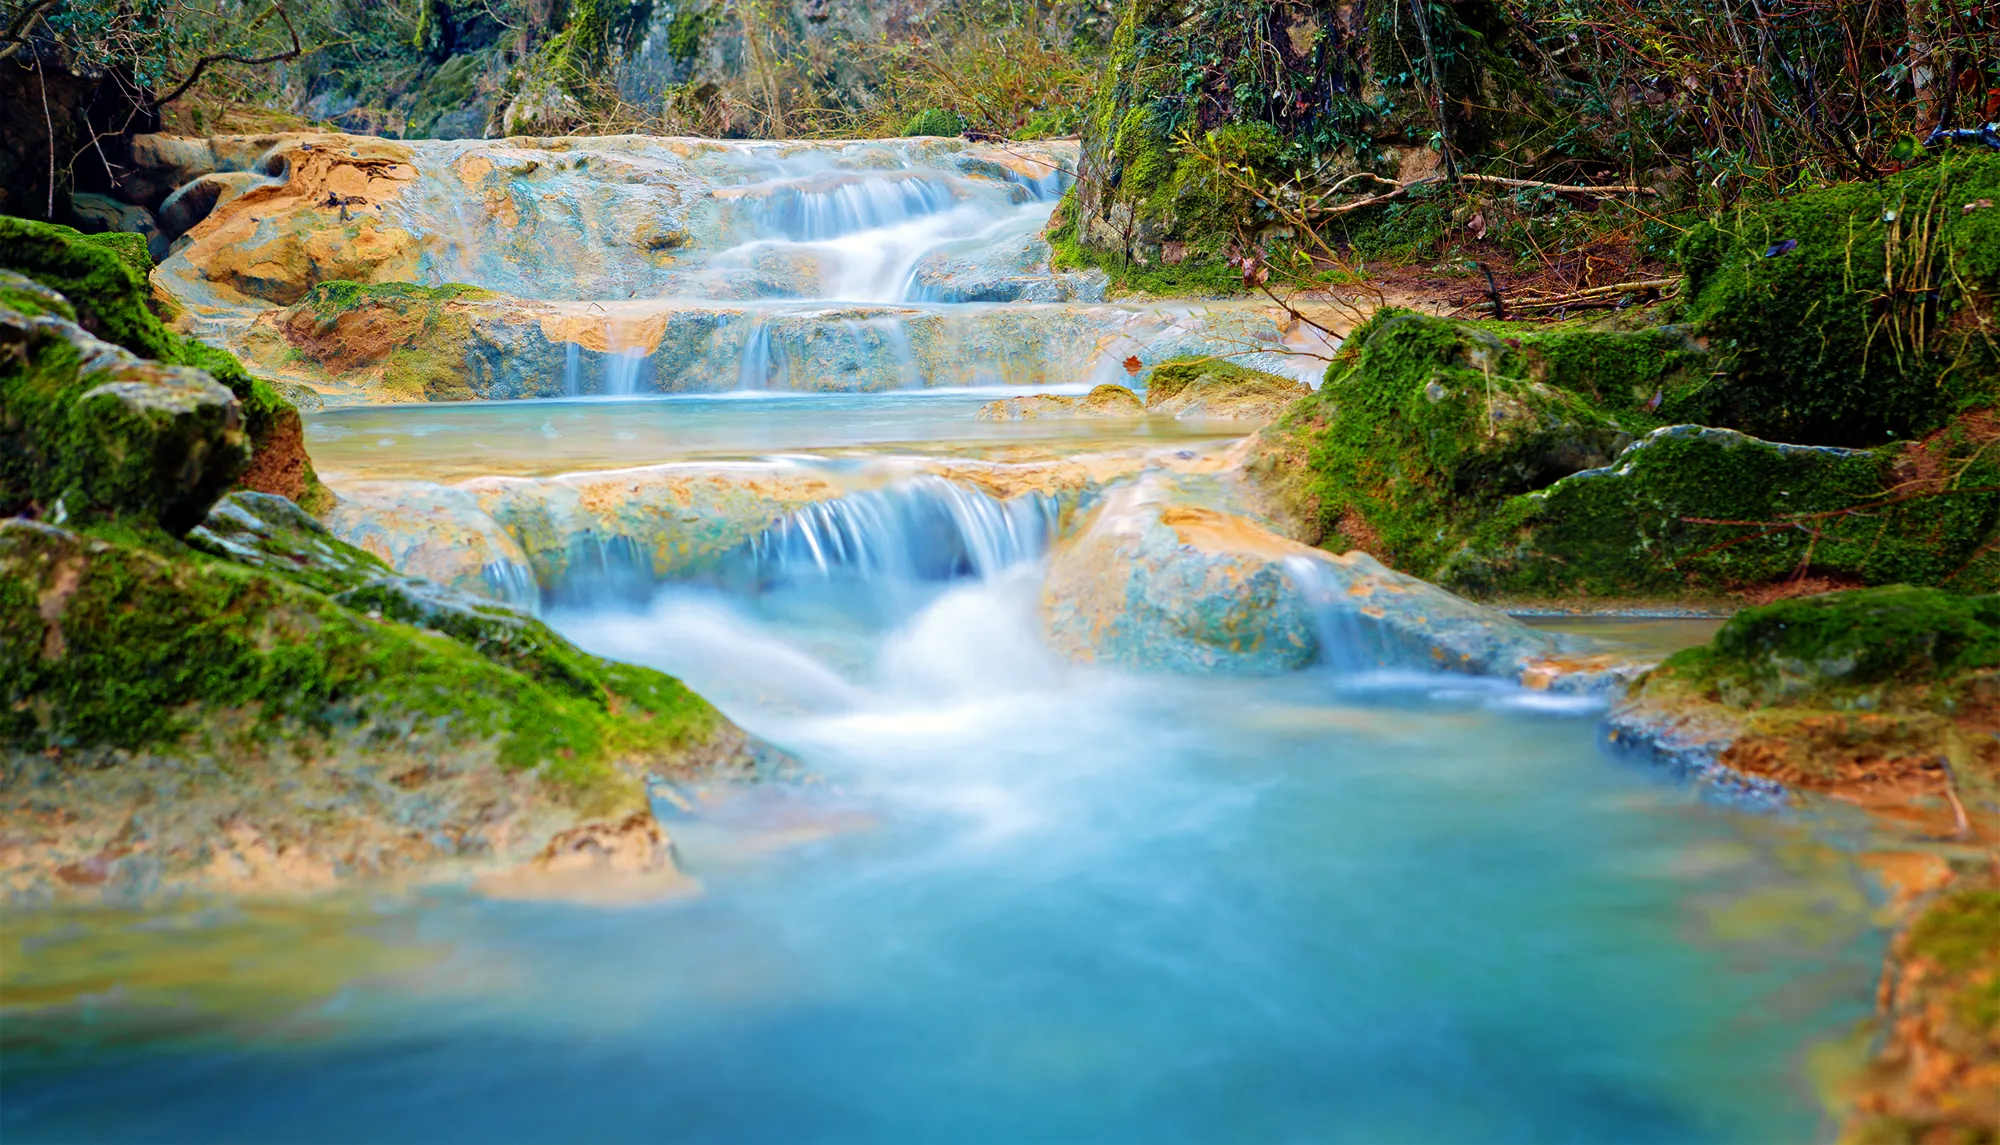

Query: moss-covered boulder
[1443,417,2000,599]
[0,493,755,901]
[0,216,325,509]
[1143,356,1309,421]
[1,273,250,534]
[1249,310,1692,572]
[1249,307,1999,601]
[1612,586,1999,803]
[1676,151,2000,447]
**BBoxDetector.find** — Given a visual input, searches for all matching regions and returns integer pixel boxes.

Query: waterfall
[744,477,1056,589]
[563,342,582,397]
[1281,555,1435,675]
[747,176,958,242]
[606,346,648,396]
[736,319,791,391]
[481,559,544,613]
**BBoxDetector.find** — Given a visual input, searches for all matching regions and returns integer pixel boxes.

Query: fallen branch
[1458,174,1657,196]
[1505,277,1682,310]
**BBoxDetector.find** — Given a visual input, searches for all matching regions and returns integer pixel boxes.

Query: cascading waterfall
[744,476,1057,588]
[749,176,959,242]
[736,319,791,391]
[605,346,648,396]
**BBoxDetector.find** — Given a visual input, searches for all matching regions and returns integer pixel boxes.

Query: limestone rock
[1043,474,1616,686]
[1144,357,1309,422]
[976,384,1143,421]
[325,480,540,608]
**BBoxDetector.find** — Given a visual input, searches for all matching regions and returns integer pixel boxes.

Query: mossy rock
[1444,414,2000,599]
[2,503,741,804]
[0,215,326,510]
[1144,356,1309,420]
[1659,586,2000,709]
[1252,309,1689,575]
[1676,151,2000,446]
[1,276,250,534]
[280,280,497,402]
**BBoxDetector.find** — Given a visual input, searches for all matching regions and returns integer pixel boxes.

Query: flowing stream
[2,143,1891,1143]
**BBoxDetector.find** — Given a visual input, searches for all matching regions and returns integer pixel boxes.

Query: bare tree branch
[152,1,304,109]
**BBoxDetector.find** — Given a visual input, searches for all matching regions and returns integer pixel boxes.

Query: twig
[36,52,53,218]
[1505,277,1682,310]
[0,0,57,61]
[1458,174,1657,195]
[152,2,304,109]
[1477,262,1505,319]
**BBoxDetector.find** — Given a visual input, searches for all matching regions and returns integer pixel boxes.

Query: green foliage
[0,216,325,509]
[903,108,968,137]
[1677,152,2000,447]
[1661,586,2000,706]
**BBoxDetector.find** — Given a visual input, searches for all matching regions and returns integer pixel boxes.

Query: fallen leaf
[1123,355,1143,375]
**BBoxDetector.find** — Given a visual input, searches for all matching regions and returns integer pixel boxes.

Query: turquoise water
[304,390,1240,483]
[2,570,1885,1143]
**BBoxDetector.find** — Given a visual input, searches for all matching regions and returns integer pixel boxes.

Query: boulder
[1143,356,1308,421]
[68,193,168,263]
[325,480,540,608]
[976,384,1144,420]
[1041,474,1614,685]
[0,282,249,534]
[0,492,756,903]
[0,216,325,508]
[1439,419,2000,598]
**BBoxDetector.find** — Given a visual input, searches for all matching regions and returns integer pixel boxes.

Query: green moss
[904,108,967,137]
[1676,151,2000,446]
[288,280,494,401]
[1145,355,1301,404]
[1264,308,1678,573]
[0,270,75,321]
[1446,417,2000,599]
[0,518,728,804]
[2,298,251,534]
[1658,586,2000,708]
[0,215,327,511]
[1902,885,2000,1036]
[299,279,495,320]
[665,4,709,64]
[1046,189,1245,297]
